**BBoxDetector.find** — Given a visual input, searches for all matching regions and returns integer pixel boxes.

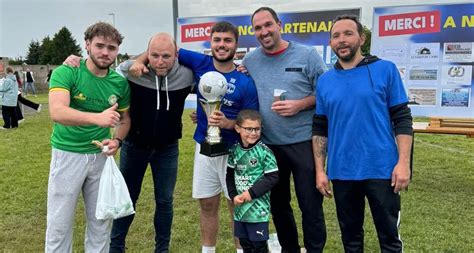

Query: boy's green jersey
[228,141,278,222]
[49,60,130,154]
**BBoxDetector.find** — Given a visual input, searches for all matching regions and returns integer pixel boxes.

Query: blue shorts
[234,220,269,241]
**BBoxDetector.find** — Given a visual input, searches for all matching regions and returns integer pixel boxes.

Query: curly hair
[84,22,124,45]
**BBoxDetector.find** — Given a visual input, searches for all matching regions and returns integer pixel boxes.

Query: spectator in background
[45,69,53,85]
[14,70,23,92]
[1,67,19,129]
[14,71,41,123]
[23,68,37,97]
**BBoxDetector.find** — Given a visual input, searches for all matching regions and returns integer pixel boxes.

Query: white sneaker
[34,95,38,97]
[37,104,42,113]
[18,119,25,124]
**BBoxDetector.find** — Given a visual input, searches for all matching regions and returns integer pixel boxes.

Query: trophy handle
[199,99,222,144]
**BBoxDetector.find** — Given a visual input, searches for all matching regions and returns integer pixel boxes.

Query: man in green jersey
[226,109,279,253]
[46,22,131,252]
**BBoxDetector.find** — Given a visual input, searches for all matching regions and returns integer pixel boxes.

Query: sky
[0,0,468,59]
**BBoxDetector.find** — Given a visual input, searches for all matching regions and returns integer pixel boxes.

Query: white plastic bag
[268,233,282,253]
[95,156,135,220]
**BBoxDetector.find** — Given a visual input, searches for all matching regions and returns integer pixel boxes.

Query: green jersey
[228,141,278,222]
[49,60,130,154]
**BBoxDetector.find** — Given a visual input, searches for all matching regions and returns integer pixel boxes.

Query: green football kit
[49,60,130,153]
[227,141,278,223]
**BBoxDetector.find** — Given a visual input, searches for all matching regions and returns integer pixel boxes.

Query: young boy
[226,109,279,253]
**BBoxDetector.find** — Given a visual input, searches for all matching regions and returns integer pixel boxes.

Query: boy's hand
[233,195,244,206]
[240,190,252,202]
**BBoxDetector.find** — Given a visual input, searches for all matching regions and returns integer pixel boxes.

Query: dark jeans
[332,180,402,253]
[2,105,18,128]
[268,141,326,253]
[110,140,179,253]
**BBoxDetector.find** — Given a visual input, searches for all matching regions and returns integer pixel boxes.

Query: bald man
[110,33,195,252]
[62,33,195,252]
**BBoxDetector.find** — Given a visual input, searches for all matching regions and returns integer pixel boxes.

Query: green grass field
[1,93,473,252]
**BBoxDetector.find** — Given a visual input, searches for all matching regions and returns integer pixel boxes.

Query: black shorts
[234,220,269,241]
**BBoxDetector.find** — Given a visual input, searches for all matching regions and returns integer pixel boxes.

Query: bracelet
[114,137,123,148]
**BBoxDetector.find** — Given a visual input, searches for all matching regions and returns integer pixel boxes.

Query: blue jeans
[110,140,179,253]
[24,81,36,96]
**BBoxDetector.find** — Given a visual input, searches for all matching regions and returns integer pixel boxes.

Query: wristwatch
[114,137,123,148]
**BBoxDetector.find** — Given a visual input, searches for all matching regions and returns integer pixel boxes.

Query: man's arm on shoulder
[115,60,134,78]
[177,48,208,71]
[129,51,149,77]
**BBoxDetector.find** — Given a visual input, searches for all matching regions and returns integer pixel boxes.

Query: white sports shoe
[37,104,42,113]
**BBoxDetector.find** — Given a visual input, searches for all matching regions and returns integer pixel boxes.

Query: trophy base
[200,142,229,157]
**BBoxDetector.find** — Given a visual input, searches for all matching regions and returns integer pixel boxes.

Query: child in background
[226,109,279,253]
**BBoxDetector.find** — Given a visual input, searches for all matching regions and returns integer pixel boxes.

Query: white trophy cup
[198,71,229,157]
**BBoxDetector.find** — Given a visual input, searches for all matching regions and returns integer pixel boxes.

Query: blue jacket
[0,74,18,106]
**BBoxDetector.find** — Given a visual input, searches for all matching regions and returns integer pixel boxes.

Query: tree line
[9,26,129,65]
[9,25,370,65]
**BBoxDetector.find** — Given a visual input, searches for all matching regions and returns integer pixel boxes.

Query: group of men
[46,5,412,253]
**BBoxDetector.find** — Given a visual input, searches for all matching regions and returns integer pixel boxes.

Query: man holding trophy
[185,21,259,253]
[131,21,258,253]
[181,21,258,253]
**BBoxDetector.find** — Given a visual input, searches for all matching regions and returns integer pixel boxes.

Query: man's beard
[212,47,236,63]
[335,44,359,62]
[89,52,113,69]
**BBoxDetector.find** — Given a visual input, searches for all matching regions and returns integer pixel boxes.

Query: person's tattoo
[314,136,328,158]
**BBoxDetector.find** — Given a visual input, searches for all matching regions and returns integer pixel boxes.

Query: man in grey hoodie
[110,33,194,253]
[63,33,195,252]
